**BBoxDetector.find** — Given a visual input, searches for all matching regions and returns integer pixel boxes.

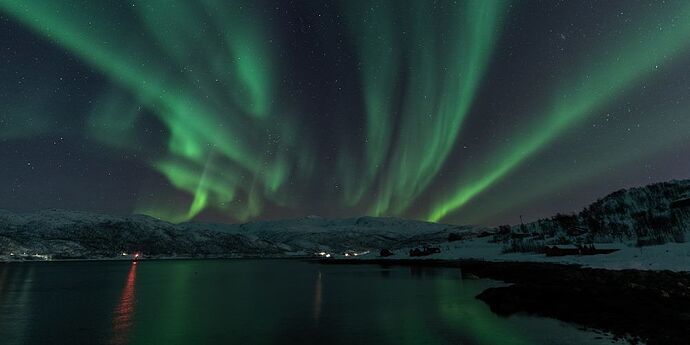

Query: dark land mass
[322,259,690,345]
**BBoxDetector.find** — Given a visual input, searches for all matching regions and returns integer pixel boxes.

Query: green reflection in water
[436,278,528,345]
[0,261,633,345]
[0,265,33,345]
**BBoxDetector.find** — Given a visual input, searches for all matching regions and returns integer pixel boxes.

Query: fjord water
[0,260,621,345]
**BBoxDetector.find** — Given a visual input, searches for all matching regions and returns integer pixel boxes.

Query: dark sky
[1,0,689,226]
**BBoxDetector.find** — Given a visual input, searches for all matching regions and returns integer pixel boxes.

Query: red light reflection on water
[110,262,137,345]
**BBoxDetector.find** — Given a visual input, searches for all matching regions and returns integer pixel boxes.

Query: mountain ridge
[1,178,689,260]
[0,210,470,259]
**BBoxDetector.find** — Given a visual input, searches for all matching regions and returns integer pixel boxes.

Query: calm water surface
[0,260,626,345]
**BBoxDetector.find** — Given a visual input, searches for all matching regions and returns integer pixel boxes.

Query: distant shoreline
[0,255,316,263]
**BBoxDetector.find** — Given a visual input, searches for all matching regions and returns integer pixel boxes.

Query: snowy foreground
[352,237,690,272]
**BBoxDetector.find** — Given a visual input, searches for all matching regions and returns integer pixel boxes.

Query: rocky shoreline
[321,259,690,345]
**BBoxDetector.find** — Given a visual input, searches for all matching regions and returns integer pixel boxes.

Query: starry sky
[1,0,689,226]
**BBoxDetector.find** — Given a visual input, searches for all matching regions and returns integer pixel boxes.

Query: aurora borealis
[1,0,689,225]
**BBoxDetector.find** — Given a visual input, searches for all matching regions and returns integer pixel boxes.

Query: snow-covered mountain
[179,215,475,253]
[0,210,469,259]
[2,179,688,260]
[0,209,282,259]
[496,179,690,251]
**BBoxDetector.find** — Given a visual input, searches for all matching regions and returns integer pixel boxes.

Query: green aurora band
[339,0,506,215]
[2,0,689,224]
[0,0,506,222]
[428,2,690,222]
[451,103,690,225]
[0,0,314,222]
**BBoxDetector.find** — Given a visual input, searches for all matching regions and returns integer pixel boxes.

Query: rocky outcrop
[470,262,690,345]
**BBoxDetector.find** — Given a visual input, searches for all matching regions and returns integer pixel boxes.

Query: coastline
[321,258,690,345]
[0,254,314,263]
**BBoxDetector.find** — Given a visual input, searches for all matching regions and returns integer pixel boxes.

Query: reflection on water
[313,271,322,322]
[0,265,33,345]
[0,260,629,345]
[436,278,527,345]
[110,262,138,345]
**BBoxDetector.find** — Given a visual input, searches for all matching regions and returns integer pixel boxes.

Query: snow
[355,237,690,272]
[0,209,475,259]
[179,215,477,254]
[188,215,463,235]
[2,206,689,271]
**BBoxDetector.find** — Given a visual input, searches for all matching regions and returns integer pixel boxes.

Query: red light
[111,262,137,344]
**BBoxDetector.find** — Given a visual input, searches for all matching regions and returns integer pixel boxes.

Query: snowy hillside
[0,210,470,260]
[2,179,688,264]
[491,179,690,253]
[179,215,476,254]
[358,236,690,271]
[0,209,282,259]
[355,179,690,271]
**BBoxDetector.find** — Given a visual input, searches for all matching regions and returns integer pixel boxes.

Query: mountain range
[1,179,688,260]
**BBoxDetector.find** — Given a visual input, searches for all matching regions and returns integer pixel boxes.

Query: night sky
[1,0,689,226]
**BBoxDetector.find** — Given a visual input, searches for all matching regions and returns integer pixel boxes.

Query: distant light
[325,254,331,258]
[344,253,350,257]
